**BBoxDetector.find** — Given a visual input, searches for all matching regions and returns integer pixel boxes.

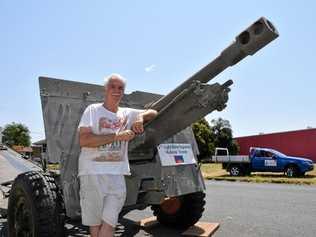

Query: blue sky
[1,0,315,142]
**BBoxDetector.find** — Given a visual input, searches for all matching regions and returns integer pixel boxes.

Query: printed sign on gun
[158,143,196,166]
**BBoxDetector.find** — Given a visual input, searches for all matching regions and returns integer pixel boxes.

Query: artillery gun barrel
[150,17,278,111]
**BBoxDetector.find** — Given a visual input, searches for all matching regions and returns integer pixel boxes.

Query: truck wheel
[151,192,205,229]
[229,165,243,176]
[245,169,251,176]
[7,171,65,237]
[284,165,298,177]
[299,172,305,177]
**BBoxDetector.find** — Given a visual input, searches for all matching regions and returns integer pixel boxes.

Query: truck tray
[211,155,250,163]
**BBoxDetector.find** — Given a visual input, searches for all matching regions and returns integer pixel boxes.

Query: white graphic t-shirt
[78,103,143,176]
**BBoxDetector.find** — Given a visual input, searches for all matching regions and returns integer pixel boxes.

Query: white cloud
[144,64,156,72]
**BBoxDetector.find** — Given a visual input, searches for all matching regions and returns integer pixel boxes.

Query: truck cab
[250,148,280,172]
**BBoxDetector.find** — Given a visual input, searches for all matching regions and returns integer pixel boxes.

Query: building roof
[33,139,46,145]
[234,128,316,139]
[12,145,33,153]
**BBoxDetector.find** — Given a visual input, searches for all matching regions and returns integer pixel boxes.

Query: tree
[210,118,239,155]
[192,118,215,160]
[2,122,31,147]
[192,117,239,160]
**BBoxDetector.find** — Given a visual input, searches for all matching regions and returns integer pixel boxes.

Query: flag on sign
[174,155,184,164]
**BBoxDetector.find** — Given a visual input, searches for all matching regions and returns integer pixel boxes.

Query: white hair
[104,73,126,89]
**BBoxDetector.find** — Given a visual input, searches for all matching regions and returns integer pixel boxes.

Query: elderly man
[78,74,157,237]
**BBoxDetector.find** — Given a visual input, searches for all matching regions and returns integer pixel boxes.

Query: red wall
[235,129,316,162]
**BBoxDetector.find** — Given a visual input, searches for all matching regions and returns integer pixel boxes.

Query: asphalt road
[202,181,316,237]
[124,181,316,237]
[1,150,316,236]
[1,180,316,237]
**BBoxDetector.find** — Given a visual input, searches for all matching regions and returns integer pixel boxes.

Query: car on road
[0,145,7,150]
[21,154,30,159]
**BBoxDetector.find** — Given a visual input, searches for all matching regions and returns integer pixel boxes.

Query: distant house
[235,128,316,162]
[32,139,47,158]
[12,145,33,158]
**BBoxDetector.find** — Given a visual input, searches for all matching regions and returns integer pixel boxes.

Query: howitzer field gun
[129,17,278,153]
[6,17,278,236]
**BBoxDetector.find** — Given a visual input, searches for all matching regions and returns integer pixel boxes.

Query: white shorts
[79,174,126,227]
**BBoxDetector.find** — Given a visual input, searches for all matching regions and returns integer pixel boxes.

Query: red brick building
[235,128,316,162]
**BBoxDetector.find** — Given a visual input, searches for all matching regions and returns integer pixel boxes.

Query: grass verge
[46,162,316,185]
[201,163,316,185]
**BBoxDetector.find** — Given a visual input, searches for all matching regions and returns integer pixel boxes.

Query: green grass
[47,163,60,170]
[201,163,316,185]
[46,162,316,185]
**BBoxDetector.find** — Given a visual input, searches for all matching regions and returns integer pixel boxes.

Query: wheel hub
[287,168,294,177]
[160,197,182,215]
[231,167,240,176]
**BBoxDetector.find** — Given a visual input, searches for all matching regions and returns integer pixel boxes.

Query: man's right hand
[115,130,135,141]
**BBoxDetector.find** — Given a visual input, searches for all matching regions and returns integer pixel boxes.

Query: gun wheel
[151,192,205,229]
[8,171,65,237]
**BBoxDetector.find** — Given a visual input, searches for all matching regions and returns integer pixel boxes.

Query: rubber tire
[245,169,252,176]
[7,171,65,237]
[229,165,243,176]
[284,165,298,177]
[299,172,306,177]
[0,222,7,237]
[151,192,205,229]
